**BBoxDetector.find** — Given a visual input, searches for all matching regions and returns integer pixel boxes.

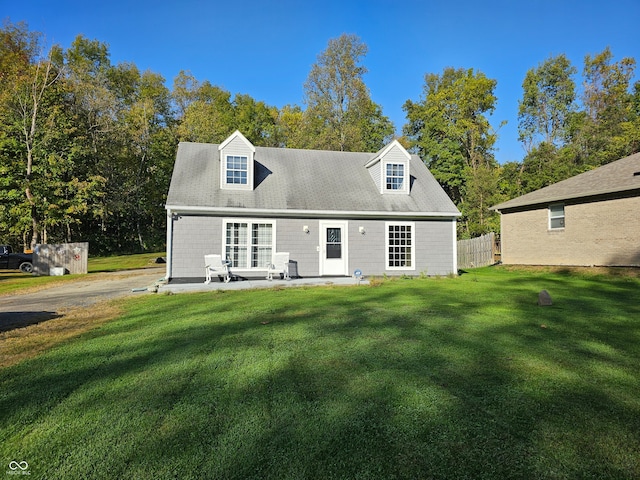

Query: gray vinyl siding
[170,215,223,278]
[414,220,456,275]
[273,218,320,278]
[367,163,382,192]
[221,135,252,157]
[350,221,384,275]
[169,215,456,279]
[169,216,320,279]
[272,217,455,277]
[349,219,455,276]
[383,145,410,165]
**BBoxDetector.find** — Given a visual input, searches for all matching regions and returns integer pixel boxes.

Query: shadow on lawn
[1,274,639,479]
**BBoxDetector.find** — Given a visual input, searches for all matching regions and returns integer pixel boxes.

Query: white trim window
[224,220,274,268]
[386,163,405,190]
[225,155,248,185]
[386,222,415,269]
[549,203,565,229]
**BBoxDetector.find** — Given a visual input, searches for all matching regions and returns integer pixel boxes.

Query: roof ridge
[491,152,640,211]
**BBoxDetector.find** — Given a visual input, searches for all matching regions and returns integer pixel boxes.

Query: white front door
[319,221,348,276]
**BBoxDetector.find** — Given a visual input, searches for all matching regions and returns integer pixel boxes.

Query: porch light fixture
[303,225,310,233]
[359,226,366,235]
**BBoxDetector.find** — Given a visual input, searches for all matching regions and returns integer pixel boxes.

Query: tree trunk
[19,57,58,250]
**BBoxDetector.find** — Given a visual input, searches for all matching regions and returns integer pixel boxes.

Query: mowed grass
[1,267,639,479]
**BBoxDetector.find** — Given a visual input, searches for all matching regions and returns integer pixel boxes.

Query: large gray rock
[538,290,553,306]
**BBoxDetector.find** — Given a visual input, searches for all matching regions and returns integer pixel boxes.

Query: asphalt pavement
[0,268,165,331]
[0,268,367,331]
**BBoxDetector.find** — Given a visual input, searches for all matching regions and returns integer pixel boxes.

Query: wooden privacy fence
[457,233,501,270]
[33,242,89,275]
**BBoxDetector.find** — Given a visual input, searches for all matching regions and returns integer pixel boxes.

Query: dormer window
[219,130,255,190]
[366,140,411,195]
[386,163,405,190]
[382,159,409,194]
[226,155,248,185]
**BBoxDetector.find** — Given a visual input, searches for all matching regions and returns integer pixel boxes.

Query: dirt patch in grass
[0,301,123,368]
[496,264,640,278]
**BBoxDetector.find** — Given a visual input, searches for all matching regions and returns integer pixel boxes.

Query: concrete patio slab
[157,276,368,294]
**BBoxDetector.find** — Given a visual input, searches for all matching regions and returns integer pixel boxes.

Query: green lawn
[1,267,639,479]
[86,252,166,273]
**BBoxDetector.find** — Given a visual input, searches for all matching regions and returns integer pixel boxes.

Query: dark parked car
[0,245,33,273]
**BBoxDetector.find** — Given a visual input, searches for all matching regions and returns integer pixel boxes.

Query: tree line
[405,50,640,237]
[1,20,638,254]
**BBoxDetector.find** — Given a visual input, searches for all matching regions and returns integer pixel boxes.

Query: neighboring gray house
[491,152,640,266]
[165,130,460,282]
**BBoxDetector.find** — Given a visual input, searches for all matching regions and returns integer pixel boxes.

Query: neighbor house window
[549,203,565,229]
[226,155,248,185]
[385,163,405,190]
[386,222,415,269]
[224,220,274,268]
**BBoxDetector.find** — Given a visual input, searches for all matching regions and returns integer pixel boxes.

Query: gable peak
[218,130,256,152]
[366,139,411,168]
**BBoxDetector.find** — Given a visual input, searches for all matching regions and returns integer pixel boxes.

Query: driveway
[0,268,165,332]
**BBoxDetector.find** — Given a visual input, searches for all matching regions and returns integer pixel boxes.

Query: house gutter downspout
[166,208,173,280]
[452,219,458,274]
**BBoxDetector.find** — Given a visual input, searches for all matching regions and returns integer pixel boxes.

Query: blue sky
[3,0,639,163]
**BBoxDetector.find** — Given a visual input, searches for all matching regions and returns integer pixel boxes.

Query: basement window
[549,203,565,230]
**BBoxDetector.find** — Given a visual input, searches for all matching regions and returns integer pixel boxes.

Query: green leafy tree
[232,93,280,147]
[462,163,504,235]
[278,105,308,149]
[63,35,121,249]
[173,72,280,148]
[507,49,639,204]
[569,47,637,165]
[117,68,175,250]
[403,67,502,237]
[518,54,577,152]
[1,23,176,253]
[302,34,394,152]
[0,20,65,249]
[65,36,173,253]
[626,80,640,153]
[175,77,235,144]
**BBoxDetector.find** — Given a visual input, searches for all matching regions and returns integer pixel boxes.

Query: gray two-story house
[165,130,460,282]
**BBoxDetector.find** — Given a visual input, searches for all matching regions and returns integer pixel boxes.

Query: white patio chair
[204,254,231,283]
[266,252,290,280]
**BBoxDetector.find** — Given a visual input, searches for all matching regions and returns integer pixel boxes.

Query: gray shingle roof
[491,152,640,211]
[166,142,460,216]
